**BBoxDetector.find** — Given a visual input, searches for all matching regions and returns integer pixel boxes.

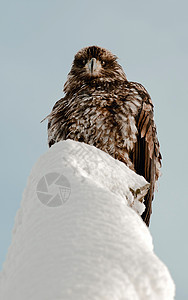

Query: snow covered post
[0,140,175,300]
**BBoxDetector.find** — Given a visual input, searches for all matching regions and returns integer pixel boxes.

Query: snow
[0,140,175,299]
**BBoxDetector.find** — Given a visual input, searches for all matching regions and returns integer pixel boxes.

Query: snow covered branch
[0,140,175,299]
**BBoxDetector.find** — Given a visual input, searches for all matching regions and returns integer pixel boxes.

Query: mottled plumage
[47,46,162,226]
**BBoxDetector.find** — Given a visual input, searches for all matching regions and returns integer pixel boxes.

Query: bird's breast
[65,92,142,168]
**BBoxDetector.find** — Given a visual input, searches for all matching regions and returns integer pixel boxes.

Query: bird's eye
[82,59,86,65]
[101,61,106,66]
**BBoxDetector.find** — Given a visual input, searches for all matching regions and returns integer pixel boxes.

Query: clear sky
[1,1,187,299]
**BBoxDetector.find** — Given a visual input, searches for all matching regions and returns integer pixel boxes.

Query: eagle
[47,46,162,226]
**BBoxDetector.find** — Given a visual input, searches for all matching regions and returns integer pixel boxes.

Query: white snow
[0,140,175,300]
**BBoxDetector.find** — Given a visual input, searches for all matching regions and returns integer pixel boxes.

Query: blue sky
[1,1,188,299]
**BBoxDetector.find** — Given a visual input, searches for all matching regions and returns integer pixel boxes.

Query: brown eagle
[47,46,162,226]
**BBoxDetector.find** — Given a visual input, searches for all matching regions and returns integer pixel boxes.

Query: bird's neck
[64,76,128,96]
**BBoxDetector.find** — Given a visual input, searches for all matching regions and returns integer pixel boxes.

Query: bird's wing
[47,97,65,147]
[130,82,162,226]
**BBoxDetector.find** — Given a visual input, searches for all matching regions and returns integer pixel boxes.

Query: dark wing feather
[48,98,65,147]
[131,82,161,226]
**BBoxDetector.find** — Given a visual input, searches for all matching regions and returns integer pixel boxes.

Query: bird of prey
[47,46,162,226]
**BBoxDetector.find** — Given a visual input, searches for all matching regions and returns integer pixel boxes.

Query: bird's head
[64,46,127,93]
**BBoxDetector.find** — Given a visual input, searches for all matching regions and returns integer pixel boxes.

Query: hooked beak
[87,58,101,75]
